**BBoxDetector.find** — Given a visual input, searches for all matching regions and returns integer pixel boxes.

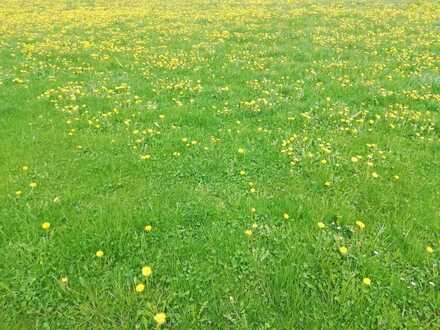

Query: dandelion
[41,222,50,230]
[283,213,289,220]
[135,283,145,293]
[339,246,348,256]
[144,225,153,232]
[239,170,246,176]
[250,187,256,193]
[371,172,379,178]
[244,229,253,236]
[363,277,371,286]
[426,246,434,254]
[95,250,104,257]
[142,266,153,277]
[324,181,332,187]
[22,166,29,171]
[30,182,38,188]
[238,148,245,154]
[320,159,327,165]
[154,312,166,327]
[252,223,258,229]
[250,207,256,213]
[317,222,326,229]
[60,277,68,285]
[351,156,359,163]
[140,154,151,160]
[355,220,366,230]
[393,175,400,180]
[15,190,22,197]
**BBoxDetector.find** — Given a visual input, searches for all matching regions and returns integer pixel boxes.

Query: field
[0,0,439,328]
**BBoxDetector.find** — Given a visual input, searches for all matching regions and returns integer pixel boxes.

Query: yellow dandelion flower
[30,182,37,188]
[283,213,289,220]
[250,187,256,193]
[317,222,326,229]
[339,246,348,256]
[250,207,256,213]
[320,159,327,165]
[426,246,434,254]
[140,154,151,160]
[371,172,379,178]
[239,170,246,176]
[15,190,22,197]
[363,277,371,286]
[393,175,400,180]
[95,250,104,257]
[22,166,29,171]
[144,225,153,232]
[244,229,253,237]
[355,220,366,230]
[41,222,50,230]
[324,181,332,187]
[238,148,245,154]
[60,277,68,284]
[154,312,166,327]
[135,283,145,293]
[142,266,153,277]
[351,156,359,163]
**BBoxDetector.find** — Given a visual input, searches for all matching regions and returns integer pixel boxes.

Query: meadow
[0,0,439,328]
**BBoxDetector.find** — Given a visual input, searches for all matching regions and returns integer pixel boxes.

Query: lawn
[0,0,439,328]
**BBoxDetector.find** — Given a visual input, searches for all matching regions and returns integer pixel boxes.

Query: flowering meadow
[0,0,439,328]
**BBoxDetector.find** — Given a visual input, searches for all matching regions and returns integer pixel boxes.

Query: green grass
[0,0,439,328]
